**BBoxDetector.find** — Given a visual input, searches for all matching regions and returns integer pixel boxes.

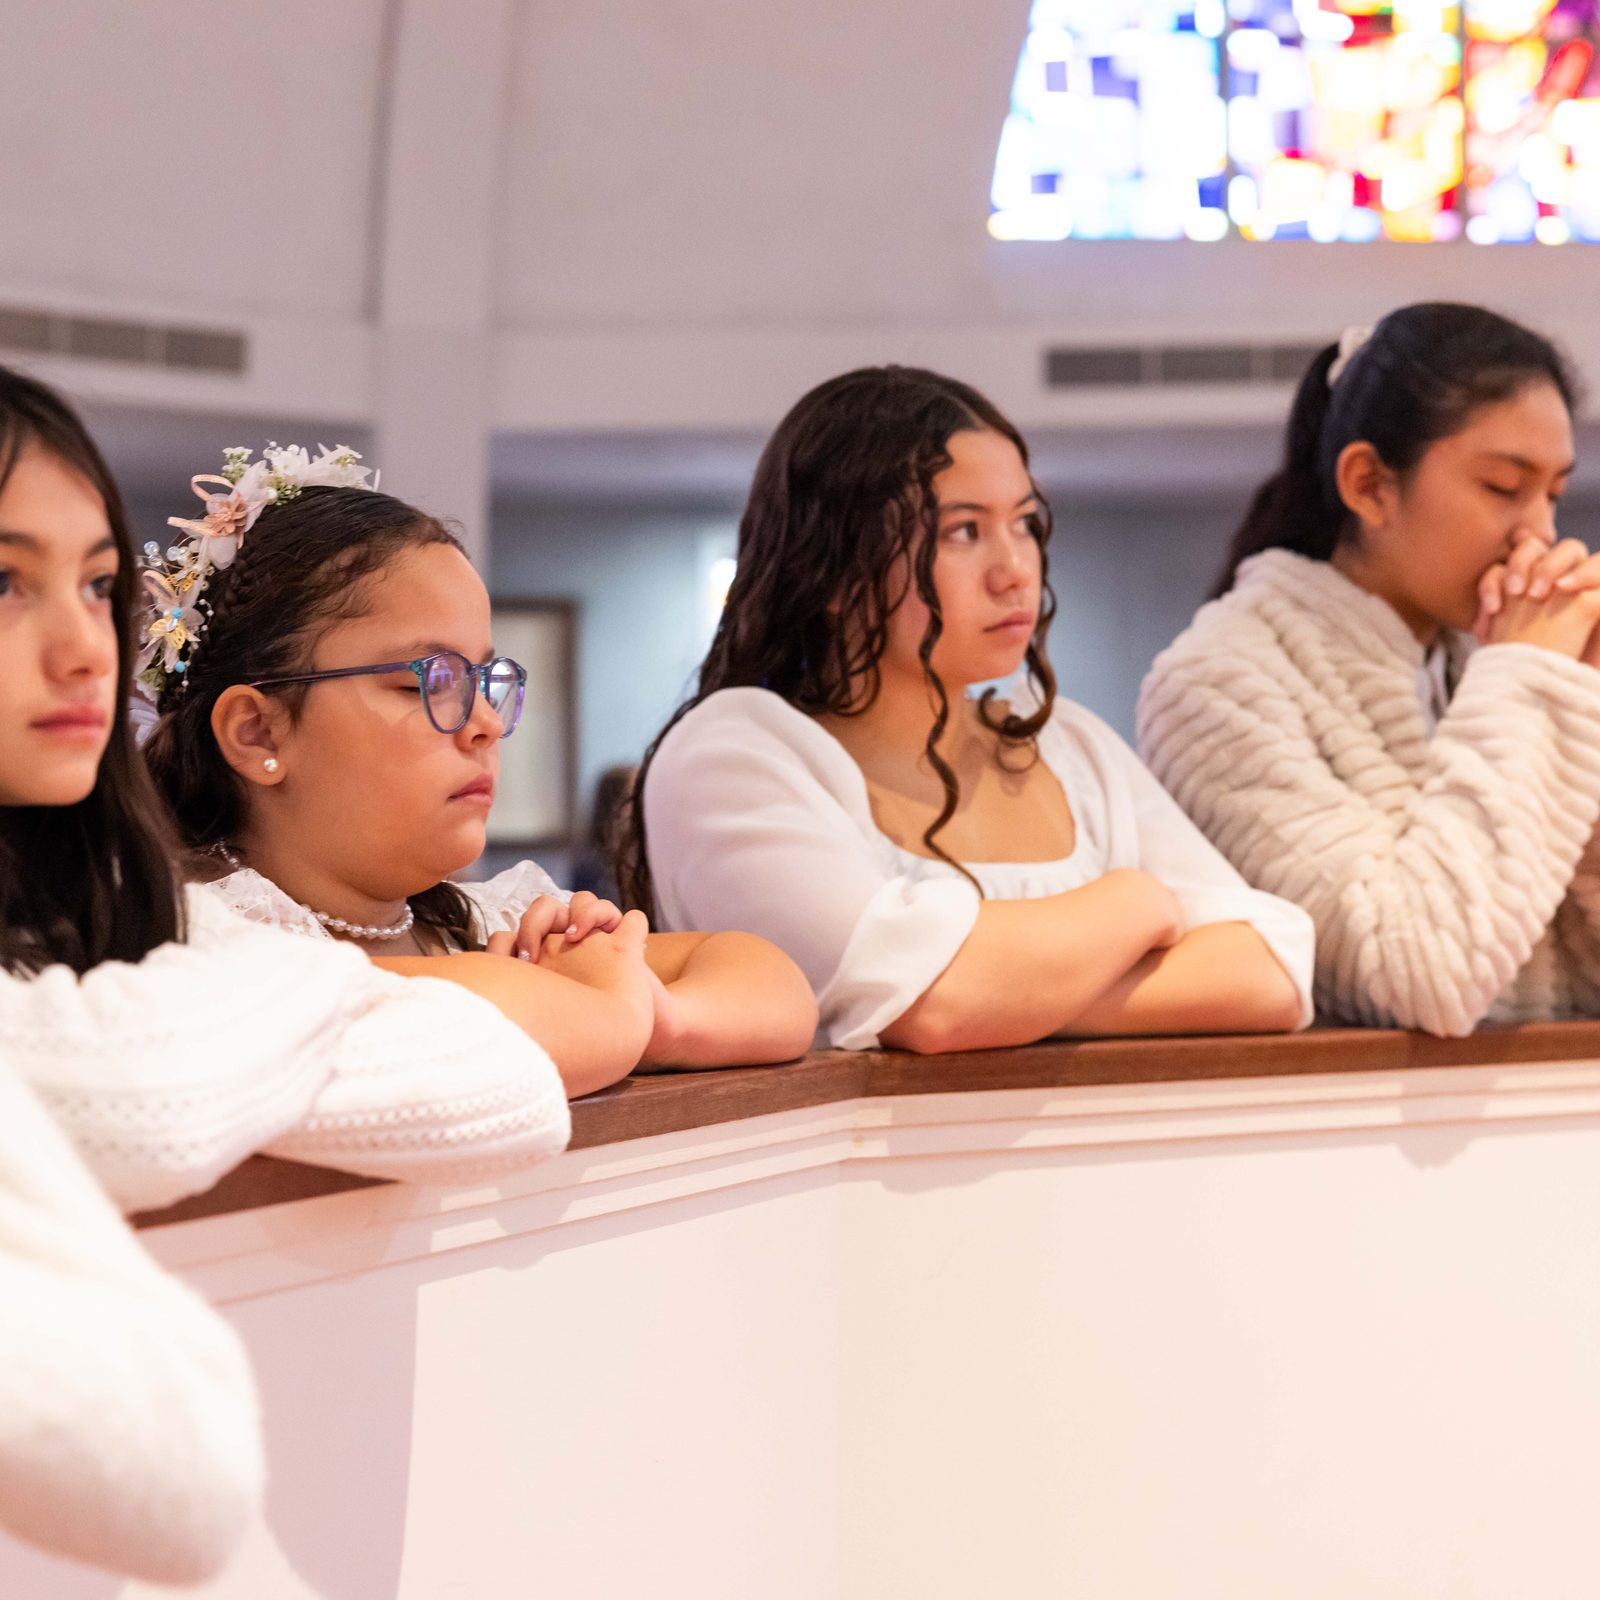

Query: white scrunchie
[1326,324,1373,389]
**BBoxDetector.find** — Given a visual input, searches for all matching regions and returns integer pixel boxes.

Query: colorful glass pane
[1464,0,1600,241]
[988,2,1228,241]
[989,0,1600,240]
[1223,3,1462,242]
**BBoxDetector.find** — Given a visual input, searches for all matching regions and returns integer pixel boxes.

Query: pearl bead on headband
[1326,324,1373,389]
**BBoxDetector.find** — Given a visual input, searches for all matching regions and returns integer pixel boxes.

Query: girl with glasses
[142,471,816,1090]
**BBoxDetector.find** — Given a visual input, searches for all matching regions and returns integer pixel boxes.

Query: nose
[43,592,116,686]
[458,674,504,746]
[1527,496,1560,545]
[988,527,1036,592]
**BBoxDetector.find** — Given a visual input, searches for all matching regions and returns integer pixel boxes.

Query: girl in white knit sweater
[0,368,570,1577]
[140,463,816,1091]
[1140,303,1600,1037]
[622,367,1312,1052]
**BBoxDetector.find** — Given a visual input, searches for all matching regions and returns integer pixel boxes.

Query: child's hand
[486,891,624,962]
[532,910,656,1038]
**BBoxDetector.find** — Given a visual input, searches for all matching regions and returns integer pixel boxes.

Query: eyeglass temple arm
[247,660,421,690]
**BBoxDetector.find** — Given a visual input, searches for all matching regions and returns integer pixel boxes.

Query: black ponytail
[1214,303,1579,597]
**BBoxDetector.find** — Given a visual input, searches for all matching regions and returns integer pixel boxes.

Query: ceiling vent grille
[1045,341,1322,389]
[0,305,246,375]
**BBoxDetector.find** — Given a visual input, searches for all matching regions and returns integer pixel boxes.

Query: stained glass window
[989,0,1600,242]
[1464,1,1600,242]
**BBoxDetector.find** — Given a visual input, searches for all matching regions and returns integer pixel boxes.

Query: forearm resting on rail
[1058,922,1302,1038]
[641,931,818,1069]
[879,869,1176,1055]
[372,952,651,1097]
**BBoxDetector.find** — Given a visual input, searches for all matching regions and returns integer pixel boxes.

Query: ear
[1333,440,1399,536]
[211,685,290,786]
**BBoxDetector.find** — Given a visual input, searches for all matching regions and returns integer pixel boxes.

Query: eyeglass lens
[421,653,525,737]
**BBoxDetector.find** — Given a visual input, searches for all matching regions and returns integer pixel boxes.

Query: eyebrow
[386,638,493,660]
[938,493,1040,516]
[0,529,118,556]
[1476,452,1575,477]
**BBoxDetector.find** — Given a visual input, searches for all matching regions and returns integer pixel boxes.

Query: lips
[31,705,108,732]
[986,613,1036,633]
[450,774,496,802]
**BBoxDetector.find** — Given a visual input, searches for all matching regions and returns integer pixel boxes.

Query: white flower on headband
[1326,324,1373,389]
[139,442,379,698]
[298,443,376,491]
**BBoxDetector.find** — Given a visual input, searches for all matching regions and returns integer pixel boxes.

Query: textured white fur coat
[1138,550,1600,1036]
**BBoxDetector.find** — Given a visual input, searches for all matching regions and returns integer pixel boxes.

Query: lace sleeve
[197,868,329,938]
[459,859,571,940]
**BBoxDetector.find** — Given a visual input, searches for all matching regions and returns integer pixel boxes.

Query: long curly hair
[618,364,1057,916]
[0,364,185,974]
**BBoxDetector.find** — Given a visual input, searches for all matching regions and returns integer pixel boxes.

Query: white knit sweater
[0,1061,260,1582]
[1138,549,1600,1036]
[10,888,572,1213]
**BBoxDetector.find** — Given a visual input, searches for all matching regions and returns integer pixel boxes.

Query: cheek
[1394,486,1487,581]
[292,700,430,815]
[885,586,933,662]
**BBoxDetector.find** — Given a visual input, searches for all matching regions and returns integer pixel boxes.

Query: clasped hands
[485,890,679,1058]
[1475,535,1600,667]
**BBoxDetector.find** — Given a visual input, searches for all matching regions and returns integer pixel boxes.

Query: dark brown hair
[1217,302,1578,596]
[142,486,484,950]
[0,364,185,973]
[619,364,1057,916]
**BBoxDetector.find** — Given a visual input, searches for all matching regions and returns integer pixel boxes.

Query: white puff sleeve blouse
[644,688,1315,1048]
[10,887,572,1213]
[0,1061,261,1583]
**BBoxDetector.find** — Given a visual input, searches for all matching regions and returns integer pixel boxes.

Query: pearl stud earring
[264,758,279,774]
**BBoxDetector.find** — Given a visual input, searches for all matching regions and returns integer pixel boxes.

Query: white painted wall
[5,0,1600,430]
[0,2,384,321]
[7,1059,1600,1596]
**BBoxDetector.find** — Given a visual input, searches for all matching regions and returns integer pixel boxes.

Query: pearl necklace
[213,844,416,942]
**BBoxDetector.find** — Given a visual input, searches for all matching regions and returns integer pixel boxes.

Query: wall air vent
[0,305,246,375]
[1045,341,1323,390]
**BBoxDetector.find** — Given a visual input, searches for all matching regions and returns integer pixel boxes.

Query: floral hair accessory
[1326,324,1373,389]
[137,443,377,698]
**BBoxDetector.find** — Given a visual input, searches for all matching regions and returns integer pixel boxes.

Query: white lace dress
[644,687,1316,1049]
[204,859,570,945]
[12,887,572,1213]
[0,1061,261,1583]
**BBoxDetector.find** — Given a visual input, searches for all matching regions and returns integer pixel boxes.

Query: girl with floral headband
[140,453,816,1082]
[0,365,568,1579]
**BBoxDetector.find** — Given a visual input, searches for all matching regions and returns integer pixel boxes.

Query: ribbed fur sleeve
[1138,551,1600,1036]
